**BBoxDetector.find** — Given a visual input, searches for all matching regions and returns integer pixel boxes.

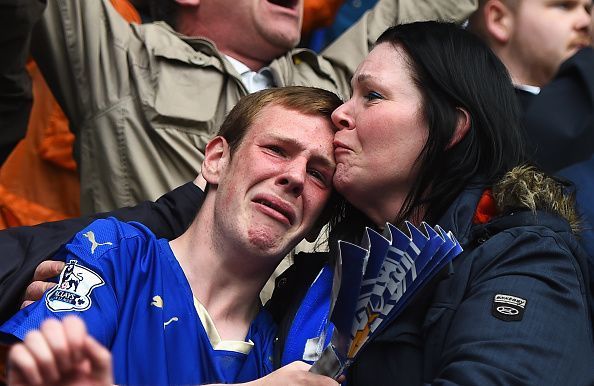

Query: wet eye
[265,145,285,156]
[308,168,328,185]
[364,91,383,101]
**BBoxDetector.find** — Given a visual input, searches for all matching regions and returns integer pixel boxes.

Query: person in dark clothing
[520,49,594,313]
[3,21,594,386]
[468,1,594,316]
[0,1,46,164]
[321,21,593,385]
[467,0,593,173]
[516,47,594,173]
[517,48,594,283]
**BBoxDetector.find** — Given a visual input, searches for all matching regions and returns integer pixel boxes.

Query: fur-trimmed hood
[493,165,580,233]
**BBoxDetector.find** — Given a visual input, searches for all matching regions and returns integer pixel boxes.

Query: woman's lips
[334,140,353,158]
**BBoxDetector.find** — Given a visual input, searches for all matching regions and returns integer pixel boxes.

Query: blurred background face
[200,0,303,63]
[253,0,304,49]
[507,0,591,86]
[331,43,429,225]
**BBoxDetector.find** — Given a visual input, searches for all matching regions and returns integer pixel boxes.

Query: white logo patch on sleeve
[492,293,527,321]
[45,260,105,312]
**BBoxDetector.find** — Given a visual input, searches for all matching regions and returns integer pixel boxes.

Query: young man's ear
[201,136,230,185]
[483,0,515,44]
[447,107,471,149]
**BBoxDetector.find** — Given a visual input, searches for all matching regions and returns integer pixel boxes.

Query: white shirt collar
[515,84,541,95]
[225,55,274,93]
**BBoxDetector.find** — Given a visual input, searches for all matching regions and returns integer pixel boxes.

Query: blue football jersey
[0,218,276,385]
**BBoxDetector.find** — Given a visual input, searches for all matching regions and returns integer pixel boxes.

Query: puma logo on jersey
[151,296,164,308]
[164,317,179,329]
[83,231,113,254]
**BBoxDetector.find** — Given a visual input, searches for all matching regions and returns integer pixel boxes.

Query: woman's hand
[20,260,64,309]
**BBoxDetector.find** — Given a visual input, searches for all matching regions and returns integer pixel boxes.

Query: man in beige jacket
[15,0,477,213]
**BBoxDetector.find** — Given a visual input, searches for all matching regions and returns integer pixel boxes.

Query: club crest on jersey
[45,260,105,312]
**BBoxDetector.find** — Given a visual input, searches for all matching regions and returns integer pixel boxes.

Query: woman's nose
[331,103,354,131]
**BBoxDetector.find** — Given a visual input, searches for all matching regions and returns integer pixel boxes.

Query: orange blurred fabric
[302,0,344,37]
[0,0,140,230]
[472,189,498,224]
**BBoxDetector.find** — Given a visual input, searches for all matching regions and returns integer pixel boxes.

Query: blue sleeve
[0,217,145,347]
[429,228,594,385]
[0,181,203,326]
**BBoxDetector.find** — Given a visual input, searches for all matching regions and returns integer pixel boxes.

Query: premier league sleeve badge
[45,260,105,312]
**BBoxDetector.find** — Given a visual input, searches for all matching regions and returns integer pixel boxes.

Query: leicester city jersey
[0,218,277,385]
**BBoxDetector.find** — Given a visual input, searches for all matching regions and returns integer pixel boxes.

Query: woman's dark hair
[330,21,526,246]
